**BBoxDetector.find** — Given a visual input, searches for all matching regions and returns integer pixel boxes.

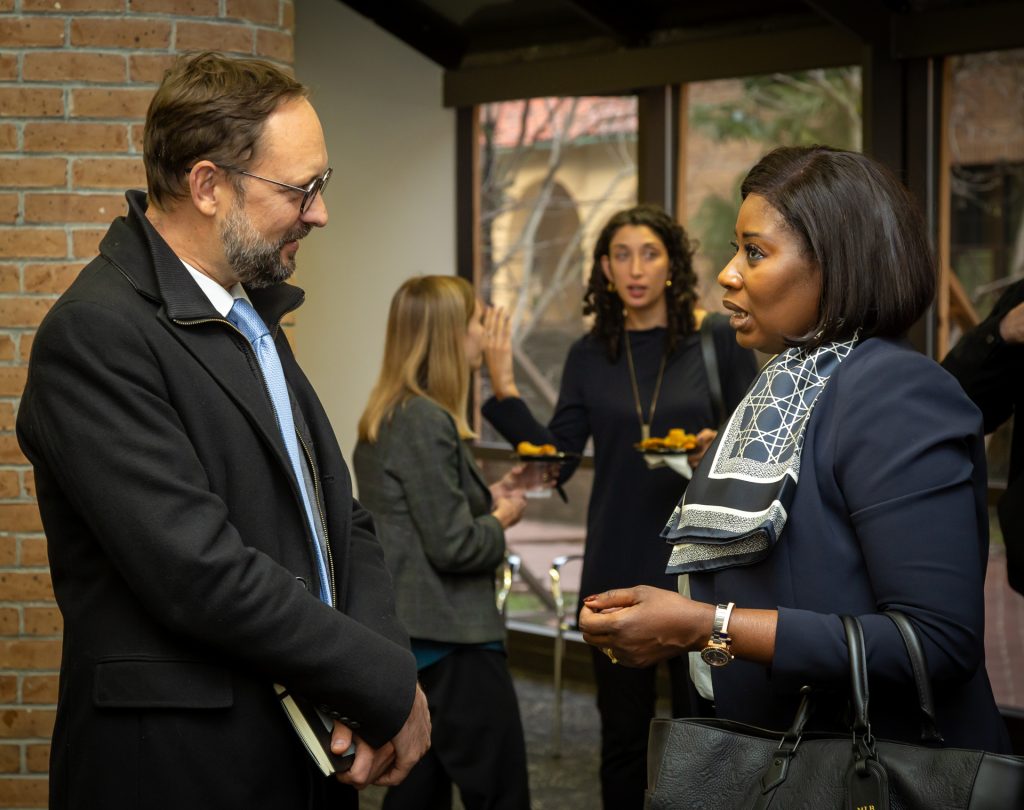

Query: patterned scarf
[663,336,858,574]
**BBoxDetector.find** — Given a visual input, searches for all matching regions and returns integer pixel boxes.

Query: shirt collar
[180,260,250,317]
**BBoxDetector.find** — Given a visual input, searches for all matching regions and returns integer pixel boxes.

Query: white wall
[294,0,456,470]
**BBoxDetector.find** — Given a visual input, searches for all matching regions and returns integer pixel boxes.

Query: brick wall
[0,4,295,806]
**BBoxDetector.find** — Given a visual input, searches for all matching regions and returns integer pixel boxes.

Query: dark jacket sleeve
[942,279,1024,434]
[18,299,415,747]
[482,338,592,482]
[771,346,989,695]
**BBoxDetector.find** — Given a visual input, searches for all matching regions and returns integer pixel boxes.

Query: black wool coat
[17,191,417,809]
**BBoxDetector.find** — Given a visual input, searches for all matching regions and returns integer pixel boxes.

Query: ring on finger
[602,646,619,664]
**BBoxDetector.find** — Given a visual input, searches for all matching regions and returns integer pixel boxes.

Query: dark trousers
[591,648,692,810]
[382,648,530,810]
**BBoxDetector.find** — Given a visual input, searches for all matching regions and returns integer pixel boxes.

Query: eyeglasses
[186,165,332,214]
[234,167,332,215]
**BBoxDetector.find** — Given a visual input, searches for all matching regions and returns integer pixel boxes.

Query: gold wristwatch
[700,602,735,667]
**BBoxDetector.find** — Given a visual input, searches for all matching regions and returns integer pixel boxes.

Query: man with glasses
[17,51,429,810]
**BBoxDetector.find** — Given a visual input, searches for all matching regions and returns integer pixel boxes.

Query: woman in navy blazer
[579,146,1011,753]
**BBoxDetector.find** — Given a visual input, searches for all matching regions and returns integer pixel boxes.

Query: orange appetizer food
[636,428,698,453]
[516,441,558,457]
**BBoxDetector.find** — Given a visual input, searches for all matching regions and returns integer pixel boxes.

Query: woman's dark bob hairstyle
[583,203,698,361]
[741,145,936,348]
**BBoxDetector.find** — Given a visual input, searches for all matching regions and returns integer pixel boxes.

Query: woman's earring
[666,279,673,287]
[607,281,615,292]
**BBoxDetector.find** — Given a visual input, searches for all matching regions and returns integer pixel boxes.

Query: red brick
[0,537,13,565]
[70,17,171,49]
[24,122,129,154]
[0,88,62,119]
[0,571,51,602]
[72,87,153,120]
[0,299,52,330]
[0,265,18,292]
[0,401,13,431]
[0,746,18,774]
[0,472,19,499]
[25,743,49,773]
[256,28,292,63]
[0,335,13,359]
[22,677,57,707]
[0,17,65,47]
[24,51,127,84]
[0,503,42,534]
[0,55,17,82]
[0,608,17,636]
[227,0,279,25]
[23,471,35,499]
[176,21,254,54]
[23,608,61,637]
[71,228,106,259]
[0,197,16,226]
[25,0,121,9]
[131,0,218,13]
[128,53,177,84]
[25,193,126,225]
[0,158,66,188]
[0,125,15,152]
[18,336,35,367]
[129,124,145,152]
[73,157,146,190]
[0,433,29,462]
[0,677,14,704]
[19,538,47,567]
[24,264,81,294]
[0,229,66,260]
[0,775,48,807]
[0,705,57,735]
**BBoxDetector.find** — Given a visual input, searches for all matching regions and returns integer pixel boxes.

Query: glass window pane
[681,68,862,308]
[477,96,639,435]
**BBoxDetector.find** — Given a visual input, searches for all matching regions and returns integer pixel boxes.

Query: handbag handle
[841,615,871,735]
[882,610,945,744]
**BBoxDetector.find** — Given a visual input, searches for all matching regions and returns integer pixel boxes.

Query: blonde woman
[353,275,532,810]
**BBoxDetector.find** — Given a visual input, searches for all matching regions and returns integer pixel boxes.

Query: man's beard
[219,203,311,289]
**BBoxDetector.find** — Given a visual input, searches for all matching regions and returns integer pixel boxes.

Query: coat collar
[103,190,305,330]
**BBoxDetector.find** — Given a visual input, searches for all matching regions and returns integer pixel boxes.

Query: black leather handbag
[645,611,1024,810]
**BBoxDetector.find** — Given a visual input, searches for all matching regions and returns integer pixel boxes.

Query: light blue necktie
[227,298,332,606]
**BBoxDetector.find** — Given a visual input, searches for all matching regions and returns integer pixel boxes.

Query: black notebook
[273,683,356,776]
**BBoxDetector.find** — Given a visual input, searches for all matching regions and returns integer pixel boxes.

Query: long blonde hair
[358,275,477,443]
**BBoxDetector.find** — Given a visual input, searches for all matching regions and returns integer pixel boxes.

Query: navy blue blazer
[690,337,1010,753]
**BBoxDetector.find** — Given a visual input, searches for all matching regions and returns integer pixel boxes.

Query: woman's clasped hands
[578,585,714,669]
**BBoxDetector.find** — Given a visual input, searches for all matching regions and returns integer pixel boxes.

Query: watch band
[713,602,735,637]
[700,602,736,667]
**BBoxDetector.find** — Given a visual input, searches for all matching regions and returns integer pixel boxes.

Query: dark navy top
[694,337,1010,752]
[483,316,758,601]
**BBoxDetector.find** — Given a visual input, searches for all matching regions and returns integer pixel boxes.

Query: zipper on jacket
[173,315,334,604]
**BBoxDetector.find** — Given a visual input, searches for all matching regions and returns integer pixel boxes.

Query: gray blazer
[353,396,507,644]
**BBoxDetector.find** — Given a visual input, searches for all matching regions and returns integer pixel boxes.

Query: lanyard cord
[624,332,668,441]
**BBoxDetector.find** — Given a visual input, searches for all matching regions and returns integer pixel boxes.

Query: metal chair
[549,553,584,757]
[496,552,521,615]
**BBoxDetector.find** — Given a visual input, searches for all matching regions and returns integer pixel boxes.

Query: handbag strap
[841,615,871,734]
[882,610,945,744]
[699,313,726,427]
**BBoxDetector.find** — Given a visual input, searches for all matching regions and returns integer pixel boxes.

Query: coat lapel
[103,191,304,479]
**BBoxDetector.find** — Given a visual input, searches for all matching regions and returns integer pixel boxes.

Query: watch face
[701,646,733,667]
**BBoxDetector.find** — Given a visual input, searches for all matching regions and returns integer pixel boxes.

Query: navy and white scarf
[663,336,858,574]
